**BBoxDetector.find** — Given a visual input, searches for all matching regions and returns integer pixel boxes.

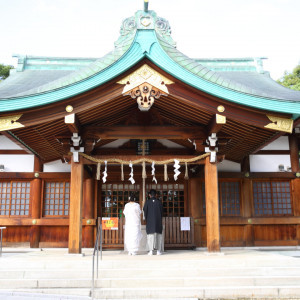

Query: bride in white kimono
[123,194,142,256]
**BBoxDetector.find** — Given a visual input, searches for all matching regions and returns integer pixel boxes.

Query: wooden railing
[100,217,194,249]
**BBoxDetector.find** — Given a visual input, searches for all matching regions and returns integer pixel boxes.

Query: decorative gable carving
[117,64,173,111]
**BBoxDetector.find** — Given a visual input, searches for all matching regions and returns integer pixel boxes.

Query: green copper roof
[0,9,300,118]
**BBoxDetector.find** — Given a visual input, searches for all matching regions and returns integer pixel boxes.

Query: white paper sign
[180,217,190,231]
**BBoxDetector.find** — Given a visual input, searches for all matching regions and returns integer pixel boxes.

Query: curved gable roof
[0,9,300,118]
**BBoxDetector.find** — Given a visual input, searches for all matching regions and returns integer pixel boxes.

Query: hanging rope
[96,162,101,181]
[79,152,210,165]
[142,161,147,179]
[121,163,124,181]
[164,164,168,182]
[184,162,189,180]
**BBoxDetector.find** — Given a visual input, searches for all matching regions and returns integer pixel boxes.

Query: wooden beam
[255,150,290,155]
[92,148,195,156]
[64,113,81,134]
[0,150,30,155]
[207,114,226,135]
[204,156,220,252]
[83,126,207,140]
[194,216,300,225]
[68,158,84,254]
[0,218,96,226]
[0,172,70,179]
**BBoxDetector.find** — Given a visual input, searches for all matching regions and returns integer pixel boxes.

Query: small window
[253,181,292,216]
[202,180,241,216]
[43,181,70,216]
[0,181,30,216]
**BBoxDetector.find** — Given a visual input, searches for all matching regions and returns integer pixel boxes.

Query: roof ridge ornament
[144,0,149,12]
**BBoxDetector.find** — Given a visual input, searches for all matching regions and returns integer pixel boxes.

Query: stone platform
[0,247,300,299]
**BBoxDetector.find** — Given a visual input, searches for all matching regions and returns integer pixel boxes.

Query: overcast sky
[1,0,299,80]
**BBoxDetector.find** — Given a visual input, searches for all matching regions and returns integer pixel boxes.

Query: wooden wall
[1,172,300,248]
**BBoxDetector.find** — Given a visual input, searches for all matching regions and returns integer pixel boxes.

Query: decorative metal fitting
[65,105,74,113]
[32,219,37,225]
[217,105,225,113]
[34,172,40,178]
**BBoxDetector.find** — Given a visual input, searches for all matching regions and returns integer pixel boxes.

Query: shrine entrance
[98,178,194,249]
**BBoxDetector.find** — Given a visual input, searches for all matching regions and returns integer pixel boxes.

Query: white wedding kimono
[123,202,142,253]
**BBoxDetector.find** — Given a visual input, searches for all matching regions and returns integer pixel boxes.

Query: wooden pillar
[68,158,84,253]
[204,156,220,252]
[189,177,202,247]
[289,134,299,172]
[83,178,95,248]
[30,156,43,248]
[242,178,254,246]
[241,155,254,246]
[292,179,300,245]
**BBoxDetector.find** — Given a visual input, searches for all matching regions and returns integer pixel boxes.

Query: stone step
[93,286,300,299]
[0,276,300,289]
[5,286,299,299]
[1,266,300,279]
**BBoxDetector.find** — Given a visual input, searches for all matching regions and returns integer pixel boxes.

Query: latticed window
[148,183,185,217]
[202,180,241,216]
[219,181,241,216]
[101,184,140,218]
[0,181,30,216]
[43,181,70,216]
[253,181,292,216]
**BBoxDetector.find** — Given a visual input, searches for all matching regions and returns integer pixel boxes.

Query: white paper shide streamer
[102,161,108,183]
[129,162,135,184]
[151,161,157,184]
[173,159,181,181]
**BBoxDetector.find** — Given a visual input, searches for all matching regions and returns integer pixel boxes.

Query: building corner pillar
[204,156,220,252]
[68,157,84,254]
[30,156,43,248]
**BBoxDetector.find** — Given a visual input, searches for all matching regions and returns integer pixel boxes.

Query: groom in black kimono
[143,189,163,255]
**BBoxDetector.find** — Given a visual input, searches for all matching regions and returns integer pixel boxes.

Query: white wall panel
[43,160,71,172]
[217,160,241,172]
[0,136,23,149]
[250,155,291,172]
[0,155,34,172]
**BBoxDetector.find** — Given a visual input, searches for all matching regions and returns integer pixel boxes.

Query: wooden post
[242,178,254,246]
[289,134,299,172]
[30,156,43,248]
[83,178,95,248]
[292,179,300,245]
[68,157,84,253]
[189,177,202,247]
[241,156,254,246]
[204,156,220,252]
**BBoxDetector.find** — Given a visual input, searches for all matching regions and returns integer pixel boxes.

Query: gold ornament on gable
[264,115,293,133]
[117,64,173,111]
[0,115,24,131]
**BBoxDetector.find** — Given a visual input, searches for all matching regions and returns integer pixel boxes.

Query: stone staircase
[1,248,300,299]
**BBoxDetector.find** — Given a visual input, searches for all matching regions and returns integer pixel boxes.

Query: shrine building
[1,3,300,253]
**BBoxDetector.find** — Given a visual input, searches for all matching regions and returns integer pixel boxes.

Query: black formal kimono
[143,197,163,234]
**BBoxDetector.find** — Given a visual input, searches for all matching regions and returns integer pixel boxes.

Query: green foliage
[0,64,14,81]
[277,64,300,91]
